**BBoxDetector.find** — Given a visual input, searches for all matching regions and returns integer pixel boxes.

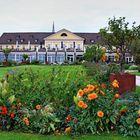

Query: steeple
[52,21,55,33]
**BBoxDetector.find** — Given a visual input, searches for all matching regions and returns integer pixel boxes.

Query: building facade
[0,29,133,64]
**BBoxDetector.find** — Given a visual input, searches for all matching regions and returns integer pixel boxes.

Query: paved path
[136,76,140,86]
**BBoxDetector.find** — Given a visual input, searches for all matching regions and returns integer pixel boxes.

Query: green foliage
[124,64,133,70]
[84,45,103,62]
[22,54,29,61]
[2,48,12,62]
[100,17,140,71]
[83,62,120,83]
[134,54,140,65]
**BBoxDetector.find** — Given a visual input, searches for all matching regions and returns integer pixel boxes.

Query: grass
[129,72,140,76]
[0,65,85,79]
[0,132,139,140]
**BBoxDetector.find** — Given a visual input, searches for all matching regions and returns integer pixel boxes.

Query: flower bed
[0,67,140,137]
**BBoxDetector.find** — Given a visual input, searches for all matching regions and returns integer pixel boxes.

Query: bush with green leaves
[83,62,120,83]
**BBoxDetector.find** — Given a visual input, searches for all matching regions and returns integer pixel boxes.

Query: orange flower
[138,110,140,115]
[100,90,105,96]
[78,101,88,109]
[112,80,119,88]
[23,117,28,122]
[25,120,29,126]
[88,93,98,100]
[82,103,88,109]
[97,111,104,118]
[83,88,89,94]
[36,105,41,110]
[78,89,84,97]
[136,118,140,124]
[65,127,71,133]
[78,101,85,108]
[101,83,106,89]
[87,84,95,92]
[115,93,120,99]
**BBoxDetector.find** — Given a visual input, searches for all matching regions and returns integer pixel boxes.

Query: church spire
[52,21,55,33]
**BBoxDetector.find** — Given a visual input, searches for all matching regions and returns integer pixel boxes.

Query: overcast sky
[0,0,139,35]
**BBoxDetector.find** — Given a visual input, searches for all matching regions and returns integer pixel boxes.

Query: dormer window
[90,39,95,43]
[21,39,24,42]
[35,39,38,42]
[61,33,67,37]
[29,35,34,38]
[7,39,12,42]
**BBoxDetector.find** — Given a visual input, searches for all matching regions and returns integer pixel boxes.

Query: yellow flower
[138,110,140,115]
[112,80,119,88]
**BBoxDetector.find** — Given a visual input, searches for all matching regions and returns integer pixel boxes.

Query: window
[21,39,24,42]
[38,54,45,62]
[35,39,38,42]
[61,33,67,37]
[47,54,55,63]
[7,39,12,42]
[90,40,95,43]
[57,54,65,63]
[8,54,15,61]
[0,54,4,61]
[0,46,2,50]
[55,44,58,48]
[16,54,23,62]
[61,42,63,48]
[77,44,80,49]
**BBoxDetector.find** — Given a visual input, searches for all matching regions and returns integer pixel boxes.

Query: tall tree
[100,17,140,71]
[3,48,12,62]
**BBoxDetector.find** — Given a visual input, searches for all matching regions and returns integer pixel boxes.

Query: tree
[100,17,140,72]
[22,54,29,61]
[84,45,104,63]
[129,39,140,64]
[3,48,12,62]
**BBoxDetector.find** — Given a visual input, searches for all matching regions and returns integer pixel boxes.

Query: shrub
[128,64,138,70]
[124,63,132,70]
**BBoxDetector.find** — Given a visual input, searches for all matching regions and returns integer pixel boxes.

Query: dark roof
[0,32,101,45]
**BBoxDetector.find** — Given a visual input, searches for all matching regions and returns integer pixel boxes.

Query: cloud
[0,0,140,35]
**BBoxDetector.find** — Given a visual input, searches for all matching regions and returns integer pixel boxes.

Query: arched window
[61,33,67,37]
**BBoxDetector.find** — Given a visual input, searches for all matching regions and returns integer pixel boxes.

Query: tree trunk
[120,47,125,73]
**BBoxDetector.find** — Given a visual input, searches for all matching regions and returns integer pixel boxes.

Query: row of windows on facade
[0,53,82,63]
[0,43,81,50]
[6,39,96,44]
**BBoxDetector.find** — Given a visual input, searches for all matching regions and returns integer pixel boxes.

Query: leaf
[8,95,15,103]
[110,116,116,124]
[73,96,78,105]
[1,89,7,97]
[50,123,55,131]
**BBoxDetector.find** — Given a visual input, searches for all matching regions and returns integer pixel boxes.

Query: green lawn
[0,65,85,79]
[0,132,139,140]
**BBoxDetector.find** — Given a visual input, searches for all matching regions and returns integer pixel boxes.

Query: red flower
[74,119,77,123]
[112,98,115,103]
[2,107,8,112]
[1,107,8,114]
[11,112,15,118]
[66,115,72,121]
[1,112,5,116]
